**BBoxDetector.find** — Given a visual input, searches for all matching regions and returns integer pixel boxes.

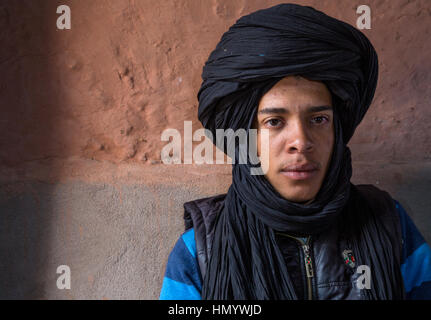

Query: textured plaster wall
[0,0,430,299]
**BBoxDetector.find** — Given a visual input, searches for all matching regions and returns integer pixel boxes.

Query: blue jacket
[160,200,431,300]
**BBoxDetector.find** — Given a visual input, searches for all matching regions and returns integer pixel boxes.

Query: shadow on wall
[0,1,58,299]
[352,161,431,245]
[0,183,54,299]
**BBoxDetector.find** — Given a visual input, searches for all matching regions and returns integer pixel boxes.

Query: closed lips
[281,163,319,172]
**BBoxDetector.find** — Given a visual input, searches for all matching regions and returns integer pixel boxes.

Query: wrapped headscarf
[197,3,404,299]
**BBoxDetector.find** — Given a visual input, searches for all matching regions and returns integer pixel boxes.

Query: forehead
[258,76,332,112]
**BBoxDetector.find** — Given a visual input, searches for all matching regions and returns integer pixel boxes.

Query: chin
[269,173,322,203]
[282,194,314,203]
[277,185,317,203]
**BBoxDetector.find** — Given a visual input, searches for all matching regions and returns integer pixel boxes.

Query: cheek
[315,129,334,162]
[263,135,285,168]
[324,125,334,148]
[256,133,261,156]
[256,132,281,165]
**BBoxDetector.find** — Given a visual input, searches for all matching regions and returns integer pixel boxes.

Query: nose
[286,120,313,154]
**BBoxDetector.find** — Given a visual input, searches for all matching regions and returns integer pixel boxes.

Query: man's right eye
[265,119,282,128]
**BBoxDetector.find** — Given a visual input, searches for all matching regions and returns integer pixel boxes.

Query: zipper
[301,240,314,300]
[276,232,314,300]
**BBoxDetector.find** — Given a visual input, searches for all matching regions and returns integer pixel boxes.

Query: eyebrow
[258,105,333,115]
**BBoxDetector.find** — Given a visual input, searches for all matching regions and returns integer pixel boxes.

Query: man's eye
[265,119,282,127]
[311,116,329,124]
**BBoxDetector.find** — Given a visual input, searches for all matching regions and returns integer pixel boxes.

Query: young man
[160,4,431,300]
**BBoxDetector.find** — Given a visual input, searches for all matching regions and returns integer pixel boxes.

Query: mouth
[280,162,319,181]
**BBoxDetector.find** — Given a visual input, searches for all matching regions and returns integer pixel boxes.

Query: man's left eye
[311,116,328,124]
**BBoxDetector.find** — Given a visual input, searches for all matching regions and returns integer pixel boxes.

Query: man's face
[255,76,334,203]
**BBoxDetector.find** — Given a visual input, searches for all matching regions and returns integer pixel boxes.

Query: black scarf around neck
[197,3,405,300]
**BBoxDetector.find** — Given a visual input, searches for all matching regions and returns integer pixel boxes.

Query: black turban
[198,3,378,145]
[196,3,404,300]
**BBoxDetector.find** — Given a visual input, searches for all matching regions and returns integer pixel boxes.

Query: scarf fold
[197,3,404,300]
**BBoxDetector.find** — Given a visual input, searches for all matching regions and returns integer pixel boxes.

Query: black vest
[184,184,403,300]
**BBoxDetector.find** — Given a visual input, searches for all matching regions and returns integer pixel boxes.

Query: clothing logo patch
[342,249,356,268]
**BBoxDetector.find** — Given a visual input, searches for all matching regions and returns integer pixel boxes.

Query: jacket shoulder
[183,193,226,281]
[353,184,403,260]
[183,193,226,230]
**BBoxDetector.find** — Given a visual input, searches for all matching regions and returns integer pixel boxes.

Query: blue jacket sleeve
[395,200,431,299]
[159,228,203,300]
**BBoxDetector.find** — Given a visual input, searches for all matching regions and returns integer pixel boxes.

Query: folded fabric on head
[198,3,378,145]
